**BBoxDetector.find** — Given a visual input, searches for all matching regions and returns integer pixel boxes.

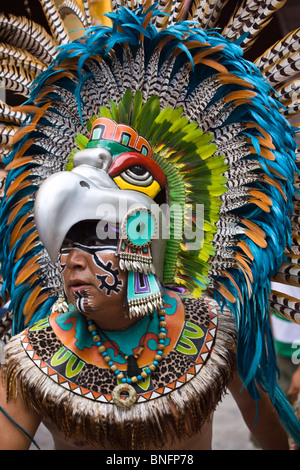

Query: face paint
[71,288,95,315]
[59,242,124,316]
[93,253,123,296]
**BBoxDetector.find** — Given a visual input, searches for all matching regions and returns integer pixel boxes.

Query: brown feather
[218,73,255,89]
[216,281,237,303]
[246,122,274,141]
[235,253,253,281]
[193,45,225,63]
[16,231,38,259]
[24,289,49,324]
[11,221,35,250]
[7,196,30,225]
[224,90,257,103]
[265,162,288,179]
[195,58,228,74]
[6,170,31,198]
[250,145,276,161]
[15,256,40,285]
[237,240,254,261]
[249,190,272,206]
[248,197,271,212]
[6,139,34,161]
[243,229,267,248]
[240,218,266,238]
[23,285,42,314]
[9,103,52,146]
[5,156,33,170]
[10,213,32,247]
[262,174,286,199]
[220,270,243,302]
[43,70,76,85]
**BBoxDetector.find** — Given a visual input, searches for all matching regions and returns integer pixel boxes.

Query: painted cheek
[93,251,124,297]
[57,254,68,298]
[58,253,66,273]
[71,289,95,314]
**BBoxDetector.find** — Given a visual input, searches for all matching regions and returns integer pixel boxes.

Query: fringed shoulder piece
[3,298,237,450]
[0,0,300,447]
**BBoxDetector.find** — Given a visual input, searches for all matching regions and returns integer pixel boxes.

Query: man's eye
[84,237,118,247]
[120,165,154,186]
[62,238,74,249]
[85,236,102,246]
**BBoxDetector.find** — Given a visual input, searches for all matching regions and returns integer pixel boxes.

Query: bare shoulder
[0,367,42,450]
[228,371,289,450]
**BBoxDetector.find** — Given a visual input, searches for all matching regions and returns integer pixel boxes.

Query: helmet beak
[34,166,166,280]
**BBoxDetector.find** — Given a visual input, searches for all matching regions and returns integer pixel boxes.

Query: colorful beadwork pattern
[20,292,217,404]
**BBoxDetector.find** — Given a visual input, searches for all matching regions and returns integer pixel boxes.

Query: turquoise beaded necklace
[87,307,168,385]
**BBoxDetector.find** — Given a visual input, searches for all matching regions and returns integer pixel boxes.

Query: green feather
[75,132,89,150]
[131,90,143,129]
[67,92,228,295]
[110,99,119,122]
[98,106,113,120]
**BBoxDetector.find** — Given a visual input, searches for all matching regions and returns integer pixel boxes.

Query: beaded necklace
[87,306,168,387]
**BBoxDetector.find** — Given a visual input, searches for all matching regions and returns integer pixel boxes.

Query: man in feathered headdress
[0,0,300,450]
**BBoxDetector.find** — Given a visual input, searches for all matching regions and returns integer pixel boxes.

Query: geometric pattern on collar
[20,292,218,404]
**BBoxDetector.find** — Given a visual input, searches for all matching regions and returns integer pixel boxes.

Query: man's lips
[69,279,92,292]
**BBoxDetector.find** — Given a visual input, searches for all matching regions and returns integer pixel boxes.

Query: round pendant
[112,383,137,408]
[121,206,157,248]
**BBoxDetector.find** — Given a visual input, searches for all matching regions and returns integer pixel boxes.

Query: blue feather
[0,1,299,445]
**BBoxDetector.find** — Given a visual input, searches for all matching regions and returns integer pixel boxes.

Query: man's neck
[88,306,141,331]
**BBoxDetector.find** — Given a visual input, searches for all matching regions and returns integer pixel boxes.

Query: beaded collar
[87,307,168,406]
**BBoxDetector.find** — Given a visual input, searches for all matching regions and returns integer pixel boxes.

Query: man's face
[59,222,127,320]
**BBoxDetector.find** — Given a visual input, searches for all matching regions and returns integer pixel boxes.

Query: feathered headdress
[0,0,300,442]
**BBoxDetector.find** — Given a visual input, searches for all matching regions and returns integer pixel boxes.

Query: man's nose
[65,248,88,269]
